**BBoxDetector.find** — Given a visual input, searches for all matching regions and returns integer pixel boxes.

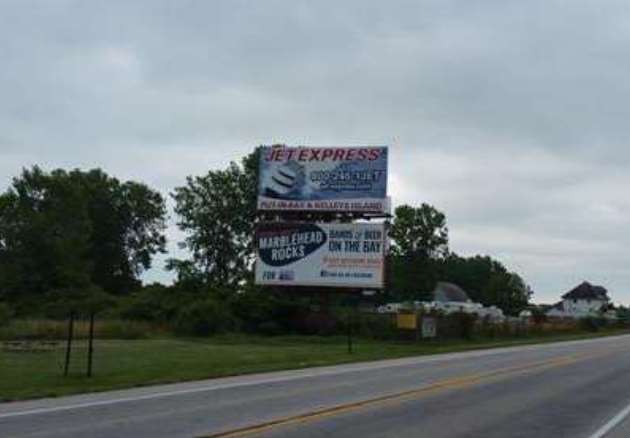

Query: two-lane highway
[2,335,630,438]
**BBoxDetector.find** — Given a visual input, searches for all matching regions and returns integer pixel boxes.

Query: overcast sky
[2,1,630,304]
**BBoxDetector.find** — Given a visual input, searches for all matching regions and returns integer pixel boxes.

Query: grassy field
[1,330,629,402]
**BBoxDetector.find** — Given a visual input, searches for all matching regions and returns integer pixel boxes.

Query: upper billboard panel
[258,146,388,213]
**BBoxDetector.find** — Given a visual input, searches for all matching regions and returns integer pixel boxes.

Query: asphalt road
[2,335,630,438]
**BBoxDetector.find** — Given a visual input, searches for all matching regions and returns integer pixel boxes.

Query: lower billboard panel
[255,222,386,289]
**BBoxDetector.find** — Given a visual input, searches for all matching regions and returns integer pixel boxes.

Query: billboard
[255,222,386,288]
[258,146,388,213]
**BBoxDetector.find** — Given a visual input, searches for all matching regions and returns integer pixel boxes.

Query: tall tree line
[0,150,531,316]
[168,150,258,291]
[387,203,531,314]
[166,149,531,315]
[0,167,166,312]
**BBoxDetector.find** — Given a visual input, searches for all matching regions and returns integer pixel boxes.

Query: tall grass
[0,316,615,342]
[0,319,170,340]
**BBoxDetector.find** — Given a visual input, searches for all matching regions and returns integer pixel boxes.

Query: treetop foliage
[0,166,167,312]
[169,148,259,290]
[1,149,532,318]
[390,203,449,258]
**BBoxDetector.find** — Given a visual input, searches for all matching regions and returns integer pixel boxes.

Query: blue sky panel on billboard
[258,146,388,213]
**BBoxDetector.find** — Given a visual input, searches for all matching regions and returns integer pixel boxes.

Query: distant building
[546,281,611,319]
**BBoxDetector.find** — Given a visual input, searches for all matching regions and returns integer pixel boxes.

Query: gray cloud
[2,0,630,303]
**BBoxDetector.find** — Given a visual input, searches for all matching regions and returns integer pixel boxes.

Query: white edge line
[590,402,630,438]
[3,371,341,419]
[0,350,491,420]
[0,334,627,420]
[0,359,448,419]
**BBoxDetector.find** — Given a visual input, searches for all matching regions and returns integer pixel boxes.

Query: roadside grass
[1,329,628,402]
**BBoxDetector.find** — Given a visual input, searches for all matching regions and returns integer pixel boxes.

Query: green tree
[0,167,167,309]
[482,271,532,316]
[439,254,508,303]
[387,255,439,302]
[439,254,532,315]
[0,167,93,305]
[170,149,259,290]
[390,204,449,258]
[387,203,449,301]
[385,204,531,314]
[71,169,167,294]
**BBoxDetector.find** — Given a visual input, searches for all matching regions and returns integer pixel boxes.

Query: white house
[546,281,610,319]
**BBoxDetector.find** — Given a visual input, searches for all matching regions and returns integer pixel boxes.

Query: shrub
[579,316,608,332]
[300,312,339,336]
[0,302,13,327]
[442,312,478,340]
[256,321,283,336]
[357,313,397,340]
[38,286,116,318]
[175,299,237,336]
[531,309,548,325]
[479,316,497,339]
[229,290,276,333]
[120,284,189,322]
[270,297,311,334]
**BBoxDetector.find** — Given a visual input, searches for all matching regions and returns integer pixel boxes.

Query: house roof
[432,282,470,302]
[561,282,609,301]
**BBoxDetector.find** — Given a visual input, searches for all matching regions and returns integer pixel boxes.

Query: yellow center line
[200,349,619,438]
